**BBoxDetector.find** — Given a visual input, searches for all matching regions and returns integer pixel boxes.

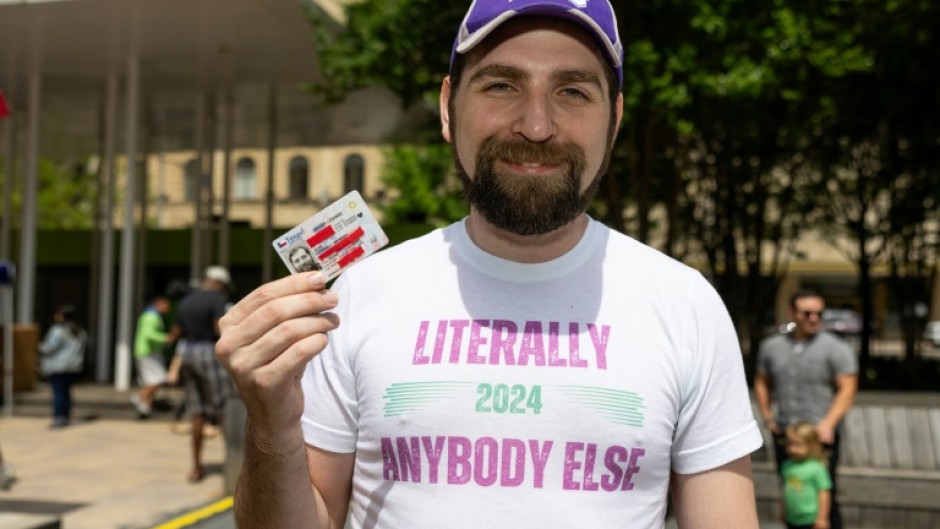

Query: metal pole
[95,72,119,383]
[190,95,205,284]
[1,109,14,262]
[218,88,233,268]
[114,8,141,392]
[16,70,40,324]
[203,93,216,268]
[262,82,277,283]
[1,18,18,263]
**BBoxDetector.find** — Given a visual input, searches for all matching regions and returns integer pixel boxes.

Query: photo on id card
[272,190,388,282]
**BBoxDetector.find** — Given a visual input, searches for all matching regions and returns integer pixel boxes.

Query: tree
[810,0,940,367]
[0,157,97,229]
[378,143,467,226]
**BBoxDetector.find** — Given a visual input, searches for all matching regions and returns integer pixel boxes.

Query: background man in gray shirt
[755,289,858,529]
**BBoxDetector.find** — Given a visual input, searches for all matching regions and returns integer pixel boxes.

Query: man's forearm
[822,377,857,426]
[234,422,321,529]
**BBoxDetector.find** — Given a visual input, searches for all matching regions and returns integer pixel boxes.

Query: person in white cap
[170,265,235,483]
[216,1,761,527]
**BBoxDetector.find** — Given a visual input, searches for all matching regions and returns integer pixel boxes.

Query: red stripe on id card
[337,246,365,268]
[307,225,336,248]
[318,226,365,260]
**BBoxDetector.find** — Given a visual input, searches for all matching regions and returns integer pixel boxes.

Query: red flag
[0,89,10,119]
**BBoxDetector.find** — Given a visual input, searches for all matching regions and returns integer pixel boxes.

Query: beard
[452,136,606,236]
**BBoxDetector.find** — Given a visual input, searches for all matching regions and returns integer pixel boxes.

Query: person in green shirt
[131,296,172,417]
[782,421,833,529]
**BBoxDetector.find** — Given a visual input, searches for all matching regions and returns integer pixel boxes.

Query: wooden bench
[751,393,940,528]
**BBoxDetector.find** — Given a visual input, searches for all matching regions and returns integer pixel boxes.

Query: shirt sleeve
[142,313,168,347]
[300,276,360,453]
[671,277,763,474]
[829,336,858,376]
[39,326,64,355]
[813,461,833,490]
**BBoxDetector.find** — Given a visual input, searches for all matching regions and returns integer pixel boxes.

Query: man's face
[790,295,825,338]
[441,17,623,236]
[290,248,317,272]
[154,299,170,315]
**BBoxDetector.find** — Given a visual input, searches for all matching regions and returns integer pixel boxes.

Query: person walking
[38,304,87,429]
[755,289,858,529]
[780,422,832,529]
[131,295,172,418]
[215,1,764,528]
[171,266,234,483]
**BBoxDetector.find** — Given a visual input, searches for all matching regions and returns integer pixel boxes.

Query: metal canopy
[0,0,425,392]
[0,0,418,153]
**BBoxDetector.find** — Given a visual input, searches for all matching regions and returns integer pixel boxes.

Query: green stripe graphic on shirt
[554,385,646,427]
[383,381,475,417]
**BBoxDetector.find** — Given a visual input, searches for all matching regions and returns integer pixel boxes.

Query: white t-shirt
[302,218,761,529]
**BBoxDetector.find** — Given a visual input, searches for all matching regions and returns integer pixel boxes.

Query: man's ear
[440,76,453,143]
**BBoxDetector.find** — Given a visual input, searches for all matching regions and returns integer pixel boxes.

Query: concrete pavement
[1,384,229,529]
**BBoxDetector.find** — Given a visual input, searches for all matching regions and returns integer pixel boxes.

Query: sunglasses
[798,310,823,318]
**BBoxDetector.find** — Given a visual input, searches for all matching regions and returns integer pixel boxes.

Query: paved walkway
[1,384,228,529]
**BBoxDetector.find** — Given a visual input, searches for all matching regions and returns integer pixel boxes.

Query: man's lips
[499,158,562,174]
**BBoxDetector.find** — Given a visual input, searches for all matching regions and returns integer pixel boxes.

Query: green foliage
[310,0,940,366]
[0,158,96,229]
[378,143,467,226]
[306,0,466,108]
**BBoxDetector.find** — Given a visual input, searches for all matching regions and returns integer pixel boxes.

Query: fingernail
[307,272,324,287]
[323,290,338,305]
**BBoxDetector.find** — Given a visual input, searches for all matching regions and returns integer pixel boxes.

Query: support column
[262,82,277,283]
[202,93,216,268]
[1,19,18,262]
[16,70,40,324]
[114,11,141,392]
[218,88,234,269]
[190,95,206,283]
[95,72,119,383]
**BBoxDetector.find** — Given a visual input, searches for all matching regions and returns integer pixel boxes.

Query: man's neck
[465,211,589,263]
[792,329,818,342]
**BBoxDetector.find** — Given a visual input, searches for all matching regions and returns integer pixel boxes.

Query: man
[131,295,172,417]
[171,265,235,483]
[216,1,762,527]
[289,244,321,272]
[755,289,858,529]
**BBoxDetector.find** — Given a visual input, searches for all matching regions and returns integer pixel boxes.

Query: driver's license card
[272,190,388,281]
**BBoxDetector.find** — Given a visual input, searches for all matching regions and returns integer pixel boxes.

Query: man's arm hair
[233,423,354,529]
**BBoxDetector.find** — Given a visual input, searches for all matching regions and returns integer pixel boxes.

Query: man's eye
[560,87,589,100]
[484,82,514,93]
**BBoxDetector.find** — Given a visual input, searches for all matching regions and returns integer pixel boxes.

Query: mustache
[477,136,585,168]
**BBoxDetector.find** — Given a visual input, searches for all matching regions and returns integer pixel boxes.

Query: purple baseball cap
[450,0,624,87]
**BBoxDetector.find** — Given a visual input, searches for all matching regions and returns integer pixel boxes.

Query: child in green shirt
[782,421,832,529]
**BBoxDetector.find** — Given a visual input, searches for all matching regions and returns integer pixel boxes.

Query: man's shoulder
[601,224,701,280]
[349,224,451,270]
[814,331,855,354]
[758,332,789,351]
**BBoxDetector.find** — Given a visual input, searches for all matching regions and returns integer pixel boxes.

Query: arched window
[343,154,364,195]
[234,157,256,200]
[289,156,309,199]
[183,158,198,201]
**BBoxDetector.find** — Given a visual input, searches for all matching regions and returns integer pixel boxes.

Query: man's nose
[511,92,556,143]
